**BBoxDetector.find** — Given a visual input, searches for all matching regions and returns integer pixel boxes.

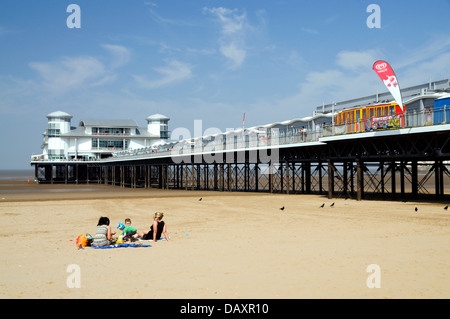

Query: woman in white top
[91,216,115,247]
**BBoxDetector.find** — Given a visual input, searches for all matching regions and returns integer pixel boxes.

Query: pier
[31,108,450,201]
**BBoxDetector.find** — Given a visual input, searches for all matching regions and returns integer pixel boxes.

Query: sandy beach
[1,178,450,299]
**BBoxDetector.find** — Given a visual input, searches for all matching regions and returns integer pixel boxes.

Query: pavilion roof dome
[46,110,73,119]
[146,113,170,121]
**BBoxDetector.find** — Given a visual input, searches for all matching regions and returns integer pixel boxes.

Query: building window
[160,131,170,138]
[149,119,168,124]
[47,129,61,136]
[92,140,129,149]
[48,117,61,122]
[48,149,65,160]
[92,127,131,135]
[48,117,70,123]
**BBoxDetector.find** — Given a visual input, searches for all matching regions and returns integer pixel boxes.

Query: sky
[1,0,449,169]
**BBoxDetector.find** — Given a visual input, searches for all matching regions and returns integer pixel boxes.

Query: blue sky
[1,0,449,169]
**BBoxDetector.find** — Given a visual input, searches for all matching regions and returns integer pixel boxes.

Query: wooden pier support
[32,154,449,201]
[356,160,363,201]
[327,161,334,199]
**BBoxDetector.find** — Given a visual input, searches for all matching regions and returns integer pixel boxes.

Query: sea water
[0,169,34,181]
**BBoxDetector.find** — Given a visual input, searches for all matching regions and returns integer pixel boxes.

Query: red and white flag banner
[372,60,404,112]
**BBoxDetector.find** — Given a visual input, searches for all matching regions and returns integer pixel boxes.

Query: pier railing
[31,105,450,162]
[111,105,449,160]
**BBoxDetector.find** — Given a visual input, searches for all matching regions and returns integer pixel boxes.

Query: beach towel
[139,237,170,242]
[144,238,169,242]
[90,243,151,249]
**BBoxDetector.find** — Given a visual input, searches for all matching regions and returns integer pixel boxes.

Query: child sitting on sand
[117,218,138,243]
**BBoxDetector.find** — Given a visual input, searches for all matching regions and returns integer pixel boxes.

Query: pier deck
[31,123,450,201]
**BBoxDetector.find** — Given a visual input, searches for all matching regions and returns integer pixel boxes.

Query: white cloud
[401,52,450,86]
[28,44,132,92]
[207,7,246,35]
[219,42,246,69]
[203,7,250,69]
[265,42,450,119]
[336,49,379,71]
[29,56,107,92]
[278,69,358,112]
[300,27,319,35]
[146,4,196,27]
[101,44,131,68]
[396,35,450,69]
[91,74,118,87]
[133,59,193,89]
[282,49,384,109]
[144,1,157,7]
[250,50,383,118]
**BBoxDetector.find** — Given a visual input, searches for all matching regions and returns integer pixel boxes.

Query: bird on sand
[444,205,448,210]
[320,203,325,208]
[280,206,285,211]
[330,202,335,207]
[198,198,202,201]
[415,207,418,212]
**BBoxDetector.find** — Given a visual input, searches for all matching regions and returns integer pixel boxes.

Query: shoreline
[0,179,271,203]
[1,176,449,203]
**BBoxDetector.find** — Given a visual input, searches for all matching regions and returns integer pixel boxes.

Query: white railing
[113,106,449,159]
[31,105,449,162]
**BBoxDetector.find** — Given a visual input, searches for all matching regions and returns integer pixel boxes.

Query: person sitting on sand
[138,212,171,242]
[92,216,116,247]
[117,218,138,243]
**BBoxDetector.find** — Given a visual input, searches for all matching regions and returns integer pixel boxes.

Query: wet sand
[1,179,450,299]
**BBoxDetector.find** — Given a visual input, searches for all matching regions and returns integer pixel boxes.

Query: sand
[1,180,450,299]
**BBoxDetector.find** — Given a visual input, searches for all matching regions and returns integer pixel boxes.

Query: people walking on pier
[300,126,307,141]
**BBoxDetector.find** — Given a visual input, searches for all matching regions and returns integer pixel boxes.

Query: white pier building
[34,111,170,161]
